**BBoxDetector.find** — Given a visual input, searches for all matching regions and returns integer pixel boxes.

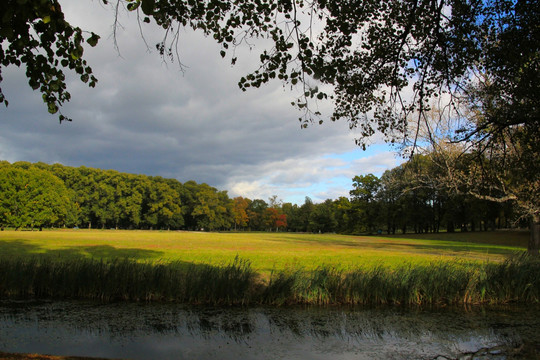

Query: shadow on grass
[377,242,521,257]
[0,239,164,261]
[267,232,525,257]
[384,230,529,247]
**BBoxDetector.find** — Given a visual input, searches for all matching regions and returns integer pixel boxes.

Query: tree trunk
[447,221,454,233]
[528,214,540,256]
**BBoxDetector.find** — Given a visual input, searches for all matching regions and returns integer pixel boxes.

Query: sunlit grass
[0,229,527,275]
[0,230,534,305]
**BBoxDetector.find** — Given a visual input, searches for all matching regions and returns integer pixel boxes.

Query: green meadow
[0,229,528,273]
[0,229,537,305]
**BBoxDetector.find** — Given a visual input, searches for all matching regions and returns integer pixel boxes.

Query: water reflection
[0,301,538,359]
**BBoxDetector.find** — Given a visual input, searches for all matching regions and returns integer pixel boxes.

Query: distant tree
[268,195,282,209]
[264,196,287,231]
[58,166,102,228]
[377,169,404,235]
[282,202,302,232]
[180,180,201,230]
[350,174,381,234]
[297,197,315,232]
[332,197,353,233]
[275,213,287,231]
[246,199,267,231]
[232,196,249,230]
[143,177,183,230]
[217,190,234,230]
[309,199,338,233]
[264,207,281,232]
[191,183,232,231]
[91,174,115,229]
[350,175,380,203]
[0,165,74,229]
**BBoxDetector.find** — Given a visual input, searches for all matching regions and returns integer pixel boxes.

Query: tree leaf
[141,0,155,15]
[87,33,100,47]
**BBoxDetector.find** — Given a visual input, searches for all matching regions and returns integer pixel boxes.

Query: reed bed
[264,255,540,305]
[0,254,538,306]
[0,256,255,305]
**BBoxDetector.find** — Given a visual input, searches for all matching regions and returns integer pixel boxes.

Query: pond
[0,301,539,359]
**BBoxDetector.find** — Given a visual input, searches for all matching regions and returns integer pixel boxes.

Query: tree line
[0,161,285,231]
[283,157,517,235]
[0,158,519,234]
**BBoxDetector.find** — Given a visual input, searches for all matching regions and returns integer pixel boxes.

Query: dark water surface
[0,301,539,359]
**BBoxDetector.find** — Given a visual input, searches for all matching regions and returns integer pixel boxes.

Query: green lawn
[0,229,528,275]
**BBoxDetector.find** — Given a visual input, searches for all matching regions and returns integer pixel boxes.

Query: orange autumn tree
[232,196,249,230]
[265,207,287,232]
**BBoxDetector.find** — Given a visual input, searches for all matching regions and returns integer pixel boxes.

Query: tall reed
[262,254,540,305]
[0,256,255,305]
[0,254,538,305]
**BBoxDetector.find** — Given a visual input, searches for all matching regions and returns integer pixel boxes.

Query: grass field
[0,229,529,274]
[0,229,536,305]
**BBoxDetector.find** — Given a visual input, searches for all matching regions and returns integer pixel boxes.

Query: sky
[0,2,404,204]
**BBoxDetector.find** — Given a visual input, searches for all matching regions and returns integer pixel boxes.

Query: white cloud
[224,149,403,204]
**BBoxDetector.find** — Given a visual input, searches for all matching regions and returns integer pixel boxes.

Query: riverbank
[2,345,537,360]
[0,352,122,360]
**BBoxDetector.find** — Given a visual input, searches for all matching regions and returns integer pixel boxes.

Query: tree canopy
[0,162,74,229]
